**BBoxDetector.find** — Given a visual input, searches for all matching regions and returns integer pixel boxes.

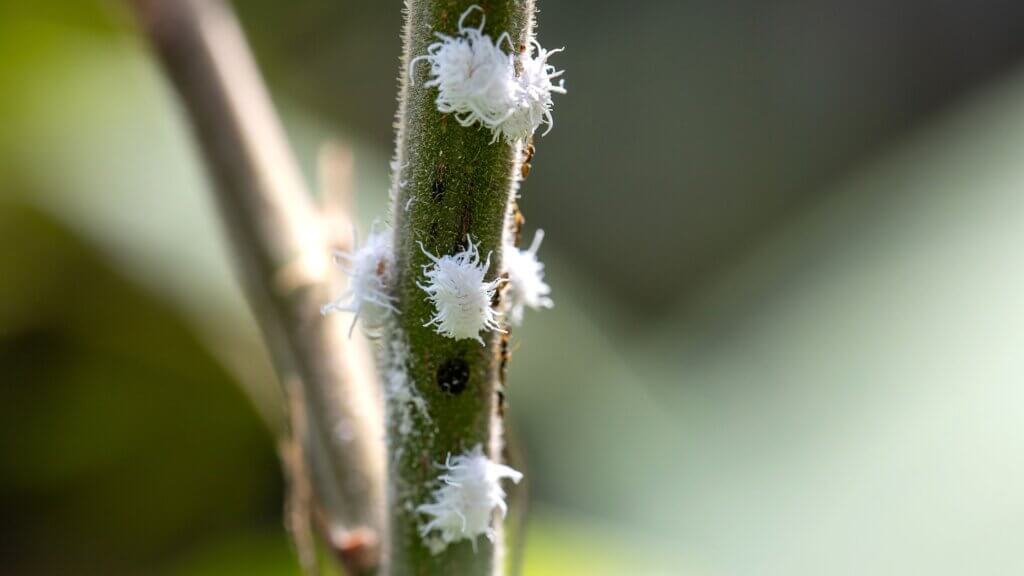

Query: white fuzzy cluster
[497,41,566,143]
[321,228,397,334]
[410,7,516,135]
[418,236,503,345]
[503,229,553,325]
[417,445,523,554]
[410,5,565,144]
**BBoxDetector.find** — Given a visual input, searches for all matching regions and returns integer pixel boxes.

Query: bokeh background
[4,0,1024,574]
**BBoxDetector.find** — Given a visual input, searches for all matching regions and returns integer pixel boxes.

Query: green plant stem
[385,1,534,574]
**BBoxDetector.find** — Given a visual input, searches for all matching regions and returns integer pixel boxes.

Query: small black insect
[436,358,470,395]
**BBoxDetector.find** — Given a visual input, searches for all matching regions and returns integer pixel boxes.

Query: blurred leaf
[0,200,282,575]
[166,531,302,576]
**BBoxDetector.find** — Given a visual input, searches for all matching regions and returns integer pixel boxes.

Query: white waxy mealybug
[409,6,516,137]
[409,5,565,144]
[417,236,503,345]
[416,444,523,554]
[504,229,553,325]
[497,41,566,144]
[321,227,398,334]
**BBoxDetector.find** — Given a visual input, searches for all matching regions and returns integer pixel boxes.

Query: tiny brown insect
[496,388,507,417]
[496,330,512,415]
[492,272,508,308]
[520,141,536,179]
[512,204,525,246]
[499,330,512,363]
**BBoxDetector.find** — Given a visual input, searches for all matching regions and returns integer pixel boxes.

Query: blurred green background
[4,0,1024,574]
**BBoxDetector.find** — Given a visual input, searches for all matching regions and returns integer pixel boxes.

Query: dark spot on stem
[431,164,446,202]
[437,357,470,395]
[453,206,473,252]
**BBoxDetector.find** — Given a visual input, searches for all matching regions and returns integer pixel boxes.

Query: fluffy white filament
[418,236,503,344]
[321,228,397,333]
[409,6,517,135]
[409,5,565,144]
[417,445,523,554]
[504,229,553,325]
[497,41,566,143]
